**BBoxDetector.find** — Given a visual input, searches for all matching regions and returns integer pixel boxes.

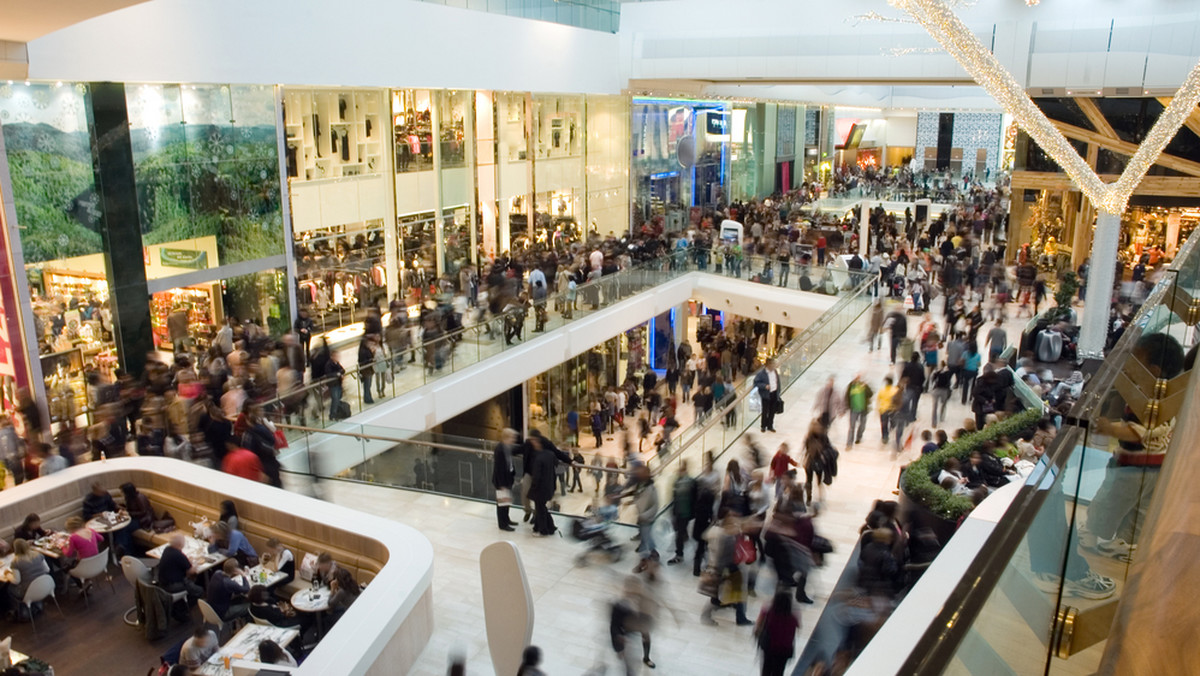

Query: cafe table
[290,586,332,636]
[243,566,288,589]
[195,623,300,676]
[146,536,227,575]
[86,511,133,566]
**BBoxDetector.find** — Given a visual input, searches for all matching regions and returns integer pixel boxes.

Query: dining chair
[21,576,63,634]
[69,551,114,607]
[198,599,227,640]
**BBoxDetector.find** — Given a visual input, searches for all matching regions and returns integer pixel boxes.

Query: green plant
[901,407,1043,520]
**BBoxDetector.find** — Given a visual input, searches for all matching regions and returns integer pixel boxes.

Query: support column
[431,93,445,277]
[1078,210,1121,359]
[859,200,872,256]
[89,82,153,378]
[381,89,400,301]
[273,86,300,327]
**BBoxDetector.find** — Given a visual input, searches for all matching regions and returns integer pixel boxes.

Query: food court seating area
[0,457,434,676]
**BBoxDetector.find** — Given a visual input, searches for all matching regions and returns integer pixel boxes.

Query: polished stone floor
[305,295,1031,675]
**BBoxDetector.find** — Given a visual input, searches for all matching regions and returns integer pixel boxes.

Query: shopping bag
[748,389,762,414]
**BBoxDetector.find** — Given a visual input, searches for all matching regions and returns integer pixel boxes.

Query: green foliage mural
[132,132,285,265]
[5,148,103,263]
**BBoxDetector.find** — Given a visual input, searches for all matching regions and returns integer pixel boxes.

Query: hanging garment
[331,129,339,154]
[365,118,372,138]
[333,281,345,306]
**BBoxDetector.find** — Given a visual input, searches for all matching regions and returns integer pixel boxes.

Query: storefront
[632,98,732,231]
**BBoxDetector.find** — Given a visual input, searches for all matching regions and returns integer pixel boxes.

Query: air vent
[1114,87,1131,96]
[1041,88,1056,95]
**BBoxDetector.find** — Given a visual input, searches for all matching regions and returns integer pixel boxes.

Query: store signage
[706,112,729,136]
[160,248,209,270]
[0,195,29,399]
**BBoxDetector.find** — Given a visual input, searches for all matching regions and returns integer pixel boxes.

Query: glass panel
[284,87,389,335]
[128,83,284,275]
[0,81,117,426]
[392,89,434,173]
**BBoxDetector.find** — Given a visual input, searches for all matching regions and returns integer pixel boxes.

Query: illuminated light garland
[847,11,915,26]
[890,0,1200,215]
[884,47,943,57]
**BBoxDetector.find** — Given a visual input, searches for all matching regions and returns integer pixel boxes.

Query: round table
[86,514,132,533]
[290,587,330,613]
[86,514,132,567]
[291,587,332,636]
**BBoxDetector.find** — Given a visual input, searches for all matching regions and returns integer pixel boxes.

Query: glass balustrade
[871,230,1200,676]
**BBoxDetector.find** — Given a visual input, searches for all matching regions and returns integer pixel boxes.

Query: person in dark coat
[492,428,519,531]
[526,436,560,536]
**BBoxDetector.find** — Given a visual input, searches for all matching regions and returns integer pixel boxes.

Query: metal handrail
[274,422,632,476]
[262,250,689,412]
[649,268,876,476]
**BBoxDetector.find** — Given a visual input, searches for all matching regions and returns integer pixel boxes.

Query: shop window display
[392,89,434,173]
[294,219,388,332]
[437,90,470,169]
[150,285,220,353]
[283,88,386,181]
[631,98,730,230]
[533,94,582,160]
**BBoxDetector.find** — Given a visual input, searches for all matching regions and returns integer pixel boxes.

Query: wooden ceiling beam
[1052,121,1200,178]
[1011,170,1200,198]
[1157,97,1200,142]
[1075,97,1118,139]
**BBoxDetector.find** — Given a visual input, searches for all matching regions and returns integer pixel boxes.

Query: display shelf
[283,88,385,182]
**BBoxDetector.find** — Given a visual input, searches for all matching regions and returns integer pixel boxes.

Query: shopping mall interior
[0,1,1197,675]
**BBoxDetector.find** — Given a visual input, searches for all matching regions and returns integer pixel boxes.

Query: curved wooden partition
[0,457,433,675]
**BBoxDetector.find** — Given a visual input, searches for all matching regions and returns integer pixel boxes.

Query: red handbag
[734,535,757,565]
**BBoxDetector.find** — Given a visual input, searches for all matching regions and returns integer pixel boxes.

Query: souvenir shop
[26,257,119,427]
[149,284,221,352]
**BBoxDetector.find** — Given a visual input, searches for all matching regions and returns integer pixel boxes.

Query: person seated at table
[248,584,313,634]
[7,539,50,618]
[62,516,102,564]
[206,558,251,622]
[327,567,360,625]
[207,521,258,567]
[13,514,48,542]
[157,533,203,602]
[81,482,118,520]
[260,538,295,585]
[314,552,338,587]
[179,626,220,670]
[219,500,240,531]
[120,482,156,531]
[257,639,298,668]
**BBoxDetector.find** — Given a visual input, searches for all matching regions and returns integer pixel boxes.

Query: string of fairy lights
[888,0,1200,215]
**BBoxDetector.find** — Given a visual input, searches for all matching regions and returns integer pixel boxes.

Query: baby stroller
[570,504,623,565]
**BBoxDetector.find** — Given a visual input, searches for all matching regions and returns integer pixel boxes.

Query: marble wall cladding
[913,111,1002,175]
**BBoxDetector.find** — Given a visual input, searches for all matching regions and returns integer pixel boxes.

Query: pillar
[1078,211,1121,359]
[431,93,445,277]
[1167,211,1182,258]
[89,82,153,377]
[859,200,872,256]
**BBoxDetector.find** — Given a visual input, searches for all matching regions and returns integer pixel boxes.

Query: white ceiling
[0,0,151,42]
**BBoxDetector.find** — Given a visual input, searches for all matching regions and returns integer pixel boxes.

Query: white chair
[198,599,227,639]
[69,551,114,606]
[21,576,63,633]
